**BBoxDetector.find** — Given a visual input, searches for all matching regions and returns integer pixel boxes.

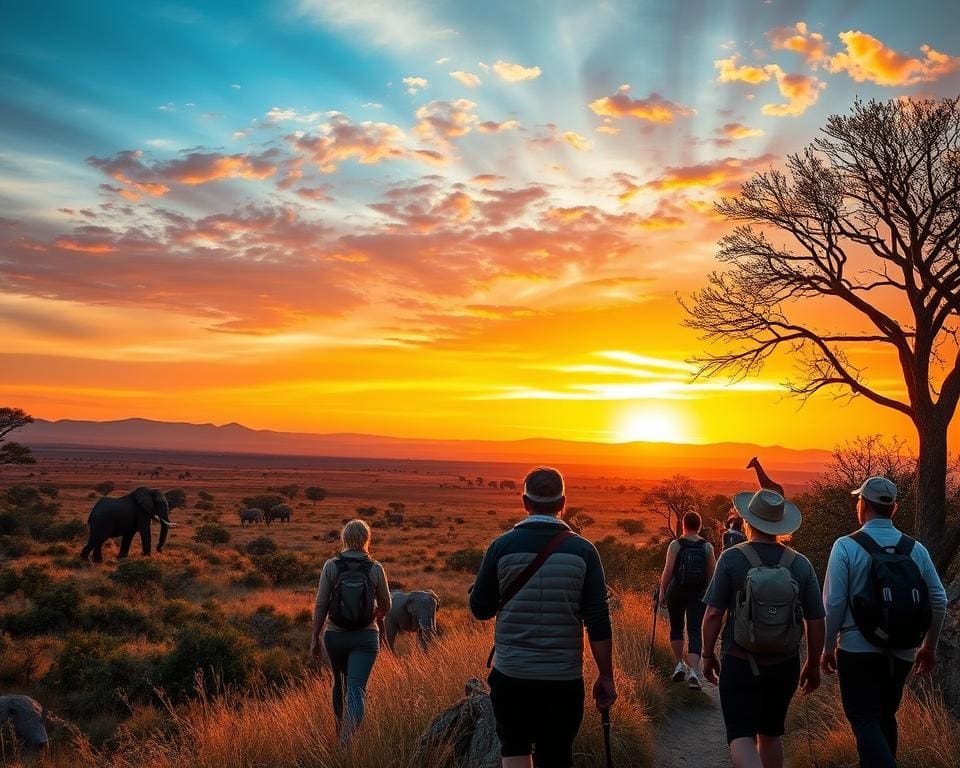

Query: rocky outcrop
[412,678,499,768]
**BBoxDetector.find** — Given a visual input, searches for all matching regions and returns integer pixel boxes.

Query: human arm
[801,618,825,693]
[821,539,848,672]
[915,543,948,674]
[581,543,615,709]
[658,541,678,608]
[701,605,725,684]
[590,639,617,710]
[375,563,392,617]
[310,562,332,659]
[705,542,717,585]
[468,543,499,620]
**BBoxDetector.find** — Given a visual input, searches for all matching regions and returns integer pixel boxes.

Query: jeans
[666,582,706,655]
[323,629,379,742]
[837,650,913,768]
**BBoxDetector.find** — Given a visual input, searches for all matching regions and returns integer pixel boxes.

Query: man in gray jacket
[470,466,616,768]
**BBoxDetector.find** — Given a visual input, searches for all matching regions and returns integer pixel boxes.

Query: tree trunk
[915,416,953,568]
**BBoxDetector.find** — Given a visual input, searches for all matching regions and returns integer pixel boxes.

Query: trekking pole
[601,707,614,768]
[647,584,660,668]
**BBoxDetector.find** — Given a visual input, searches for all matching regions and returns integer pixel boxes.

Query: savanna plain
[0,449,956,767]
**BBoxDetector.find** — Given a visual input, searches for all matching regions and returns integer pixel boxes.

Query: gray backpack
[733,543,804,673]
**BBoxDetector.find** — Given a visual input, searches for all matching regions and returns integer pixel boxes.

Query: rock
[412,678,499,768]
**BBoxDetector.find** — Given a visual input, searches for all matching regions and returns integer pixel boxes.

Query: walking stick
[647,584,660,668]
[601,707,614,768]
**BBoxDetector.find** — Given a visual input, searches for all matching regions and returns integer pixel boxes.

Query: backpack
[733,544,804,673]
[674,539,708,590]
[328,556,376,630]
[723,528,746,551]
[848,532,932,650]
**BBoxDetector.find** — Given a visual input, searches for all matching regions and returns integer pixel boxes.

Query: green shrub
[110,559,163,592]
[37,483,59,498]
[194,500,215,511]
[35,518,87,542]
[616,518,646,536]
[194,523,230,548]
[355,506,378,517]
[160,623,256,700]
[444,547,484,573]
[595,536,664,592]
[252,552,313,585]
[256,647,304,686]
[243,605,292,648]
[45,632,155,719]
[198,490,214,502]
[160,564,199,596]
[164,489,188,510]
[236,570,269,589]
[80,600,160,638]
[157,598,202,627]
[3,581,83,636]
[18,564,54,597]
[0,536,31,558]
[245,536,278,556]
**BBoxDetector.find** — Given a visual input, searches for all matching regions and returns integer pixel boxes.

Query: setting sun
[617,406,688,444]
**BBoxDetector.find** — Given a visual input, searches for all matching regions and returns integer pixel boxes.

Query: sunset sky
[2,1,960,449]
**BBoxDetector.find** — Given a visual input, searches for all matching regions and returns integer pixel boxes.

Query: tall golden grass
[35,593,667,768]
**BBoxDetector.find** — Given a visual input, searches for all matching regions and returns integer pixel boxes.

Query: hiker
[658,511,716,689]
[310,519,392,745]
[470,466,616,768]
[722,514,746,551]
[821,476,947,768]
[701,489,825,768]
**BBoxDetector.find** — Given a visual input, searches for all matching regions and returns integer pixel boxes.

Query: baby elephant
[381,589,440,652]
[1,695,49,753]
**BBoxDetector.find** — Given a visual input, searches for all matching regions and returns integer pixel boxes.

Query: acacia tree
[644,475,704,539]
[0,407,35,466]
[684,98,960,566]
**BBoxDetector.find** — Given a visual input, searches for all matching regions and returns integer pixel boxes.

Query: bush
[160,623,256,700]
[45,632,154,719]
[35,518,87,542]
[111,559,163,591]
[0,535,30,558]
[194,523,230,548]
[3,581,83,636]
[236,570,269,589]
[252,552,313,585]
[595,536,665,592]
[37,483,59,498]
[93,481,115,497]
[444,547,484,573]
[355,506,378,517]
[198,490,214,502]
[194,500,216,511]
[242,494,284,512]
[18,564,54,597]
[80,600,160,638]
[161,564,199,596]
[0,567,20,595]
[245,536,278,556]
[617,518,647,536]
[243,605,293,648]
[164,488,188,510]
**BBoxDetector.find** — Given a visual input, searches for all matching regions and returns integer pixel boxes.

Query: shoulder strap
[778,547,796,568]
[737,542,763,569]
[850,531,882,555]
[894,534,916,557]
[497,530,575,611]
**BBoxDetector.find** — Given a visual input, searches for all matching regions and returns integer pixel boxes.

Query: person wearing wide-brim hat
[699,486,826,768]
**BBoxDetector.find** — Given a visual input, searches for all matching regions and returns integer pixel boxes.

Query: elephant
[0,695,49,753]
[239,508,263,525]
[265,503,292,525]
[79,487,177,563]
[381,589,440,652]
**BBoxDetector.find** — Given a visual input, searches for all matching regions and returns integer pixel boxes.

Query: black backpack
[674,539,708,590]
[723,529,746,551]
[849,532,932,650]
[328,556,376,630]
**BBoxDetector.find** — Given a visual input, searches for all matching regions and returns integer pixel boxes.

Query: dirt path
[654,679,731,768]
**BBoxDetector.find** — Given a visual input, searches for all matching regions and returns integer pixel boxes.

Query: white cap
[851,476,897,504]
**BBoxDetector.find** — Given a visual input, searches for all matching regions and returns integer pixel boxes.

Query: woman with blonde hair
[311,519,391,744]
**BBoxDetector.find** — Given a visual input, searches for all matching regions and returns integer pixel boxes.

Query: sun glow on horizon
[616,405,690,444]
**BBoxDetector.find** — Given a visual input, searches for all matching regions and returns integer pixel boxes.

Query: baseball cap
[851,476,897,505]
[522,466,565,503]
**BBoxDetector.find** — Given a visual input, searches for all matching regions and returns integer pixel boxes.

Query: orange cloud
[589,85,695,123]
[491,60,541,82]
[721,122,765,139]
[54,237,116,254]
[413,99,478,143]
[450,70,481,88]
[645,155,776,192]
[562,131,591,151]
[768,21,829,66]
[761,70,825,117]
[714,55,778,84]
[476,119,520,133]
[289,115,406,172]
[164,153,278,185]
[827,30,960,85]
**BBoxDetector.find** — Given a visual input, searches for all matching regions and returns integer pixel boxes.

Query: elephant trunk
[156,519,170,552]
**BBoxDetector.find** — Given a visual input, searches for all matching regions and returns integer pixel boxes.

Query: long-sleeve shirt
[823,518,947,662]
[314,550,391,632]
[469,514,611,681]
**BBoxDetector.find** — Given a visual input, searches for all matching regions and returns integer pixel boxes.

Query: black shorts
[718,653,801,744]
[487,668,585,767]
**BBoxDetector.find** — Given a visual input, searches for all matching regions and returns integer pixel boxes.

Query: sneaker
[672,661,686,682]
[688,669,702,690]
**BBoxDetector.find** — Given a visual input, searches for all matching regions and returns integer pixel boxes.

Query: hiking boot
[672,661,686,682]
[687,669,702,690]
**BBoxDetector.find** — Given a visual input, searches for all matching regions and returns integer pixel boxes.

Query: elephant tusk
[154,517,179,527]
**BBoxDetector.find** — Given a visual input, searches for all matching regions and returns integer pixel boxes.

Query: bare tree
[0,407,35,466]
[683,98,960,566]
[644,475,704,539]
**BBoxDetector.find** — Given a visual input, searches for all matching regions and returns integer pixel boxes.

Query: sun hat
[851,476,897,505]
[732,488,802,536]
[522,466,565,503]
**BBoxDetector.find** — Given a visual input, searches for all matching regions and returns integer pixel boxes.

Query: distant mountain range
[19,417,832,473]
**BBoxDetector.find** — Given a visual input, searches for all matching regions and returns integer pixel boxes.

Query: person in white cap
[470,466,616,768]
[701,488,825,768]
[821,476,947,768]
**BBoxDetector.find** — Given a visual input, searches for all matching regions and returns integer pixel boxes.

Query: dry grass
[786,675,960,768]
[27,594,667,768]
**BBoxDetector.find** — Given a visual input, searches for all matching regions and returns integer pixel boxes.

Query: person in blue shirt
[821,476,948,768]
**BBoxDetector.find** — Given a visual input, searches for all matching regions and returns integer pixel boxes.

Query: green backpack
[733,543,804,673]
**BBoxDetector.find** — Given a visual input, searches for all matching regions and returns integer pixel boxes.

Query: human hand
[820,651,837,675]
[800,661,821,694]
[593,674,617,711]
[914,644,936,675]
[659,597,667,609]
[702,655,720,685]
[309,638,323,662]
